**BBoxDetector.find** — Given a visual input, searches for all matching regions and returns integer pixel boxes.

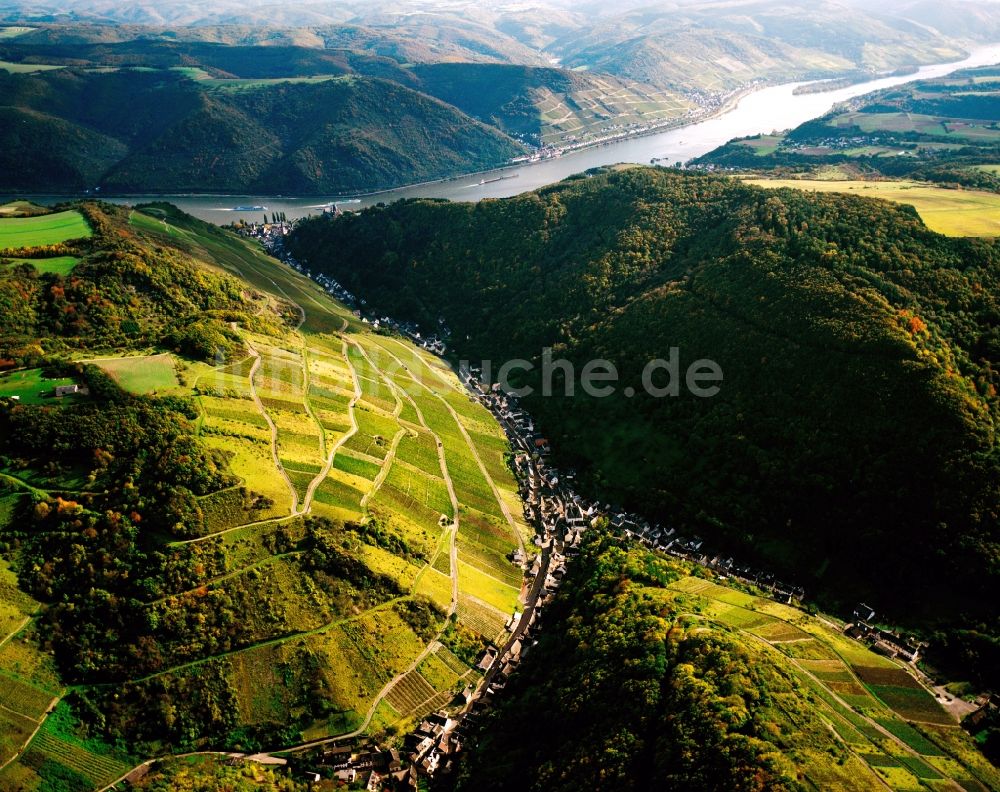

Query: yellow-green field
[0,27,34,39]
[108,205,528,739]
[0,60,62,74]
[743,178,1000,237]
[0,201,534,785]
[0,210,91,248]
[84,353,181,394]
[0,201,46,217]
[0,256,80,275]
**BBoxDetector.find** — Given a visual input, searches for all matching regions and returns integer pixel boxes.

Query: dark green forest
[288,167,1000,685]
[0,68,522,194]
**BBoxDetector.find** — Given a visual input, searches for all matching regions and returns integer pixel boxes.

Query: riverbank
[0,83,753,205]
[14,41,1000,225]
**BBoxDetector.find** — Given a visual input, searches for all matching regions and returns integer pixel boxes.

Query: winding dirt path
[360,428,409,510]
[359,338,462,609]
[300,338,362,514]
[0,696,60,774]
[246,340,300,515]
[282,639,445,754]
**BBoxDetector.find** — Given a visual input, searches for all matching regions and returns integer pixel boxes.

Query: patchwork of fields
[662,576,999,791]
[0,204,534,784]
[534,76,692,147]
[0,204,90,280]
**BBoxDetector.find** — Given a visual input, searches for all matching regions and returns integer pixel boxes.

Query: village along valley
[59,42,1000,785]
[174,213,970,786]
[5,31,1000,792]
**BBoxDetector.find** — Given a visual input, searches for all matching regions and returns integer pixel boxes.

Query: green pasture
[84,353,180,394]
[0,210,91,248]
[0,60,62,73]
[1,256,80,275]
[0,369,83,405]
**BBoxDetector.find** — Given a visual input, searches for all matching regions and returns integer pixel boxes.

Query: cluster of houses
[234,218,293,247]
[241,223,454,359]
[366,314,448,357]
[688,131,919,173]
[297,744,411,790]
[846,603,926,664]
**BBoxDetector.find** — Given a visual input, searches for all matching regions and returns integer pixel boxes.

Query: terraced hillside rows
[661,575,992,790]
[456,535,1000,792]
[0,204,532,789]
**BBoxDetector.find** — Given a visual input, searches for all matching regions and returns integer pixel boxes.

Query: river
[28,42,1000,225]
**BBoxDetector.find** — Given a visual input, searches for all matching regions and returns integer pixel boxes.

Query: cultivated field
[86,205,534,745]
[0,198,533,782]
[85,353,180,394]
[535,75,692,147]
[658,573,999,792]
[743,178,1000,237]
[0,210,91,248]
[0,60,63,73]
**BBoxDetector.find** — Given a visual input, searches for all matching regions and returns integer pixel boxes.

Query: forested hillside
[288,167,1000,685]
[0,68,523,194]
[4,0,994,96]
[0,202,267,363]
[452,533,1000,791]
[544,0,972,93]
[0,1,993,197]
[410,63,692,148]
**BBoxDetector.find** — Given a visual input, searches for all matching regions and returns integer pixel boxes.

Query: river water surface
[28,42,1000,225]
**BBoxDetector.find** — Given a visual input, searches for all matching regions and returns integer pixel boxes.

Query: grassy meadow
[0,210,91,248]
[0,27,34,39]
[743,178,1000,237]
[0,256,80,275]
[0,369,84,405]
[84,353,180,394]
